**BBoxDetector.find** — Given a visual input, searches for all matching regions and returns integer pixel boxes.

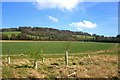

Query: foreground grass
[2,53,118,78]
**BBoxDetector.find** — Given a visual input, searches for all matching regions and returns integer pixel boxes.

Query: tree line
[0,26,119,43]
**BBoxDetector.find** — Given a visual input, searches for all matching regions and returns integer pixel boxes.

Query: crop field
[2,41,116,55]
[1,41,119,78]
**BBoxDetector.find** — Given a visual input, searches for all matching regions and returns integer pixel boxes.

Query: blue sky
[2,1,118,36]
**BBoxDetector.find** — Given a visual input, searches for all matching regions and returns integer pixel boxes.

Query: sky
[1,0,118,36]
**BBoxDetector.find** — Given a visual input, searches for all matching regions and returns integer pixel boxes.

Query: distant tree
[16,33,27,40]
[2,34,9,40]
[11,34,16,40]
[0,34,2,40]
[117,35,120,38]
[117,35,120,43]
[92,34,97,37]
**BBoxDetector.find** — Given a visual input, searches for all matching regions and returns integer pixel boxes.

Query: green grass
[2,41,117,55]
[1,31,21,37]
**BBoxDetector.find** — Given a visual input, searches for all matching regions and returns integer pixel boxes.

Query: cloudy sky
[2,0,118,36]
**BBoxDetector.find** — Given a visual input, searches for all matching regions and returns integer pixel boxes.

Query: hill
[0,26,119,42]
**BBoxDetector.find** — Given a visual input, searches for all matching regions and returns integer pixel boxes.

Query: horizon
[2,1,118,37]
[1,26,118,37]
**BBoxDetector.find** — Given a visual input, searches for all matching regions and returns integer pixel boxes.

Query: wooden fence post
[42,57,45,63]
[41,50,45,63]
[8,56,10,64]
[88,54,91,58]
[34,60,38,69]
[65,51,68,65]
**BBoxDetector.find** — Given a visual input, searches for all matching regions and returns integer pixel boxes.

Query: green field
[1,41,118,78]
[2,41,117,55]
[1,31,21,37]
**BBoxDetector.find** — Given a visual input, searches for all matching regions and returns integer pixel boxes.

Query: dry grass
[1,54,118,78]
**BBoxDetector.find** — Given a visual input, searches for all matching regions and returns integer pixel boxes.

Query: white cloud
[69,20,97,30]
[33,0,81,11]
[48,16,58,22]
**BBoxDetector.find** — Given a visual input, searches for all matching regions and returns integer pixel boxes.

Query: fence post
[65,51,68,65]
[8,56,10,64]
[88,54,91,58]
[34,60,38,69]
[42,57,45,63]
[41,49,45,63]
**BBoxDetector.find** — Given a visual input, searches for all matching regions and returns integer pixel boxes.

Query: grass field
[1,32,21,37]
[2,41,116,55]
[1,41,118,78]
